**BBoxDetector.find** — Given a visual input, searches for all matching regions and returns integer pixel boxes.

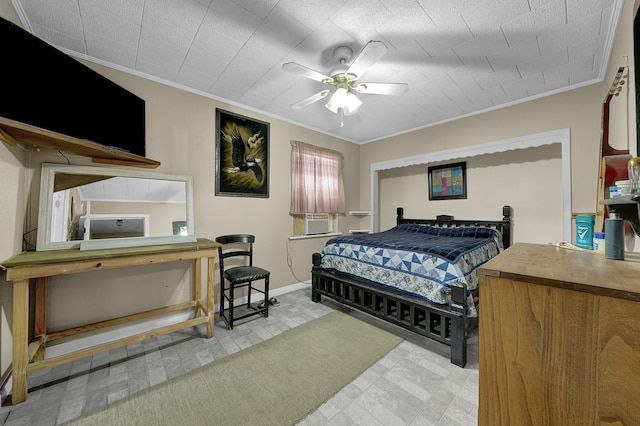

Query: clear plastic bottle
[593,232,605,254]
[615,180,631,196]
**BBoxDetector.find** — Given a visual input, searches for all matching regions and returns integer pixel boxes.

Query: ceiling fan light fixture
[332,86,349,104]
[324,96,339,114]
[283,40,407,119]
[325,85,362,115]
[343,92,362,115]
[325,86,348,113]
[325,90,362,116]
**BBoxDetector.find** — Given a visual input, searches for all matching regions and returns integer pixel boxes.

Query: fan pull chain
[340,109,344,127]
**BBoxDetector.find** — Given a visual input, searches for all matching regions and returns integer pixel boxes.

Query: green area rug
[68,310,403,425]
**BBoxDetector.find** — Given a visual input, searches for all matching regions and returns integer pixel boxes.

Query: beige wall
[0,134,25,386]
[360,0,639,247]
[17,67,361,330]
[365,85,599,244]
[377,144,564,244]
[2,0,640,388]
[0,0,26,391]
[0,2,360,382]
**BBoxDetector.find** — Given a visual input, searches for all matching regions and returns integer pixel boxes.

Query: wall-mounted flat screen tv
[0,17,146,157]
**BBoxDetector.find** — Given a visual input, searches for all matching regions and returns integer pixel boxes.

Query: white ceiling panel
[9,0,625,144]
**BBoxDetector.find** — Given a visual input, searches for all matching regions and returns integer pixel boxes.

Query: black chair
[215,234,270,329]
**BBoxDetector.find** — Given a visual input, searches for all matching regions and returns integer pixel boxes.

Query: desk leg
[34,277,47,362]
[194,258,202,318]
[12,279,29,404]
[207,256,214,338]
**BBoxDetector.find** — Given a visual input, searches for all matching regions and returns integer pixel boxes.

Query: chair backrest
[216,234,255,245]
[215,235,256,276]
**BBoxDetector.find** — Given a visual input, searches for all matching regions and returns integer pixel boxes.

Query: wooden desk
[1,238,220,404]
[478,243,640,425]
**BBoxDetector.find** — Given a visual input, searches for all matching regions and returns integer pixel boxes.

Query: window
[290,141,345,234]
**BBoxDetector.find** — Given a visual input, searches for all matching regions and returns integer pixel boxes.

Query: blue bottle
[605,212,625,260]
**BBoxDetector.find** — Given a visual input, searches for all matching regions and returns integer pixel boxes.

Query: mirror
[37,163,195,251]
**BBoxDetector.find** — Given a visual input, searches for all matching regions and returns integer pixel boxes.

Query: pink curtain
[290,141,345,214]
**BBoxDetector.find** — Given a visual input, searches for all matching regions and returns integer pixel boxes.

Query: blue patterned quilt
[320,224,504,317]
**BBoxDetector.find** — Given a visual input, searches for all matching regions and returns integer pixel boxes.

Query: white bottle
[593,232,605,254]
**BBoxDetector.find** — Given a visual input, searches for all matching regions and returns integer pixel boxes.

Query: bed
[311,206,512,367]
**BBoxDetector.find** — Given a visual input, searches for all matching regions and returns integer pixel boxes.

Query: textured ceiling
[12,0,624,144]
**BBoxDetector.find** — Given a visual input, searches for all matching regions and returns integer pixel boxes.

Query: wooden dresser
[478,243,640,425]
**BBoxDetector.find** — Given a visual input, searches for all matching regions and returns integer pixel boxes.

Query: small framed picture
[428,161,467,200]
[215,109,269,198]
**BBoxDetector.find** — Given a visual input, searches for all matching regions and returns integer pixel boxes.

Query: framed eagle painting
[215,109,270,198]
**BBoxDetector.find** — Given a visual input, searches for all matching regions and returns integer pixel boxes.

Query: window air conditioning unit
[303,213,330,235]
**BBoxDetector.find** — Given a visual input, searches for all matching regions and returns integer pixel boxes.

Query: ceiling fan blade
[282,62,333,84]
[345,41,388,79]
[291,90,331,109]
[355,82,408,96]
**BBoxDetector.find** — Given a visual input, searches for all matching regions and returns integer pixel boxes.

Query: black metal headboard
[396,206,512,249]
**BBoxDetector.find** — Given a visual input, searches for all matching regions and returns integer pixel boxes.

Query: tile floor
[0,286,479,426]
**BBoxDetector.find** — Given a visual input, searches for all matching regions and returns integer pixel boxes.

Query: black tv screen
[0,17,146,157]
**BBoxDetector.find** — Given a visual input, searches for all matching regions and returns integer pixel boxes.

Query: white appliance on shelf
[303,213,330,235]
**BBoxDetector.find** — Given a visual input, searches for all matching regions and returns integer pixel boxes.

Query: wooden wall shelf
[0,116,160,169]
[600,194,640,236]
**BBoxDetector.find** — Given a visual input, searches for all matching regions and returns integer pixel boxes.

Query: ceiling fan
[282,41,408,122]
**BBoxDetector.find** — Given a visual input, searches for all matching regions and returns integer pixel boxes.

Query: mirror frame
[37,163,196,251]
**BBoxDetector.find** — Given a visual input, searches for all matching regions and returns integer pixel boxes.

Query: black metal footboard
[311,253,469,367]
